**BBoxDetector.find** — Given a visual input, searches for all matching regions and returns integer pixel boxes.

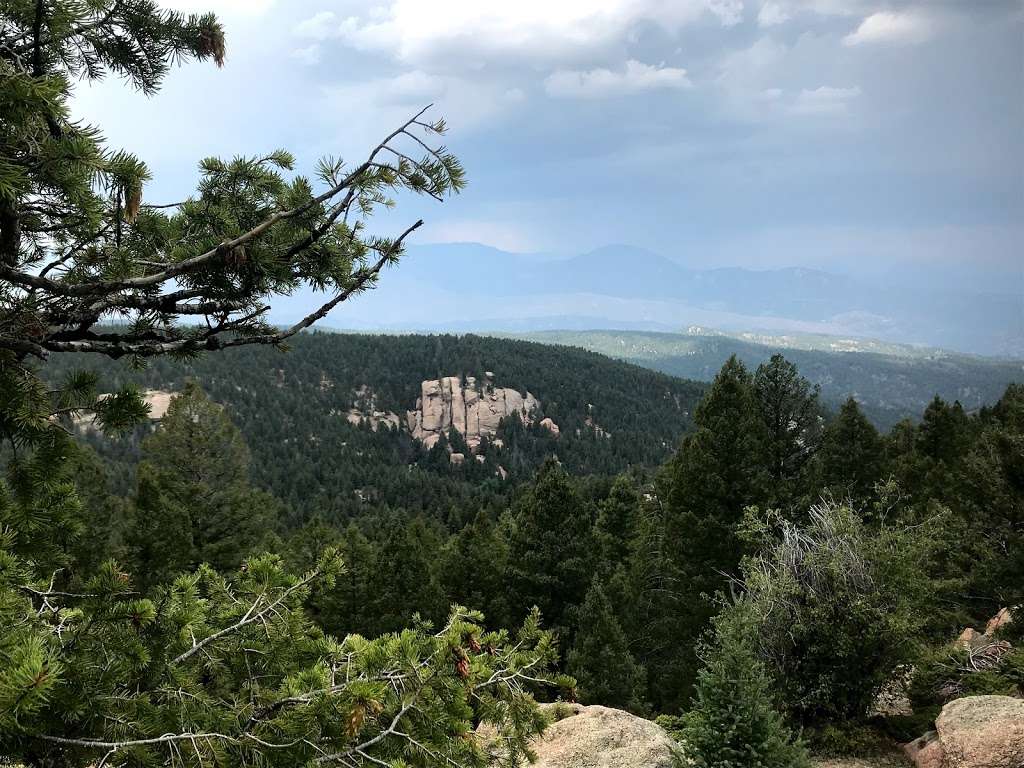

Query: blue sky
[74,0,1022,285]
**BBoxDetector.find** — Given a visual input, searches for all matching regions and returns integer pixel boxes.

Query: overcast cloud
[73,0,1023,286]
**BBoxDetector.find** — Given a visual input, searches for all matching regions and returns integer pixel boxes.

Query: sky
[73,0,1023,286]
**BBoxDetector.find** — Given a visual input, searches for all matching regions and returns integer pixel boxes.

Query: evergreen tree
[441,510,510,628]
[917,396,971,465]
[954,385,1024,610]
[129,383,278,588]
[593,474,643,574]
[664,357,769,579]
[683,605,810,768]
[371,513,446,635]
[660,357,769,684]
[65,444,130,576]
[567,579,646,712]
[753,353,823,510]
[506,460,595,635]
[817,397,884,506]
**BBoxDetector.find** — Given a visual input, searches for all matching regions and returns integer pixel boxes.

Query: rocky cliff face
[73,389,174,433]
[407,373,540,450]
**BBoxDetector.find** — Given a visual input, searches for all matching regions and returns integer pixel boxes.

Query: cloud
[757,2,790,27]
[291,44,321,66]
[293,11,337,40]
[545,60,692,99]
[843,11,936,46]
[791,85,862,115]
[315,70,523,148]
[296,1,747,67]
[163,0,274,15]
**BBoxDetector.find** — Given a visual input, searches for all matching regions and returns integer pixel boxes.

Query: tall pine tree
[817,397,884,506]
[129,383,279,588]
[506,460,595,636]
[567,579,646,712]
[753,353,823,511]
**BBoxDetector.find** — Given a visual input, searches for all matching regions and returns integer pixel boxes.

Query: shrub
[681,605,811,768]
[736,500,937,726]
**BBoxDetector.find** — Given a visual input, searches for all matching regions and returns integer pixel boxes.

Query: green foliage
[908,641,1024,714]
[682,604,811,768]
[816,397,884,506]
[441,510,511,628]
[1,549,563,767]
[735,500,938,725]
[567,579,646,713]
[0,354,565,768]
[664,356,769,590]
[42,332,702,528]
[593,474,643,574]
[506,460,595,635]
[658,356,770,701]
[128,383,280,589]
[1,0,462,361]
[0,5,580,764]
[753,353,823,511]
[806,723,895,759]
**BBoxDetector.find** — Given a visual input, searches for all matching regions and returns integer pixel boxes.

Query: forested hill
[41,332,703,525]
[505,330,1024,429]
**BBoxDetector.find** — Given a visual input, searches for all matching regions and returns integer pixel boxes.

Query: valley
[503,328,1024,428]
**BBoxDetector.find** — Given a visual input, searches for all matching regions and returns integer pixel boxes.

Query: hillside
[502,329,1024,428]
[42,332,703,525]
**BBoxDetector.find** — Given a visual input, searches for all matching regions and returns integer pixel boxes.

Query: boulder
[907,696,1024,768]
[540,417,560,438]
[904,731,944,768]
[986,608,1014,637]
[530,704,680,767]
[956,628,987,650]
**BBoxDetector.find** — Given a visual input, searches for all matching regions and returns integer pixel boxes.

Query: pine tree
[129,383,279,588]
[441,510,511,628]
[817,397,884,505]
[567,579,646,712]
[64,444,130,576]
[506,460,595,635]
[372,513,446,635]
[1,0,463,361]
[683,605,810,768]
[657,357,771,698]
[593,474,643,574]
[917,396,972,465]
[753,353,823,511]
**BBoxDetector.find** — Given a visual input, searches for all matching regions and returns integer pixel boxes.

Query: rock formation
[73,389,174,432]
[480,703,681,768]
[986,608,1014,636]
[406,373,539,450]
[343,385,401,432]
[904,696,1024,768]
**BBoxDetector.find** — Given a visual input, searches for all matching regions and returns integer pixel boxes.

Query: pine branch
[169,567,321,666]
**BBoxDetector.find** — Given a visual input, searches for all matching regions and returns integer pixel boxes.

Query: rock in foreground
[521,704,681,768]
[905,695,1024,768]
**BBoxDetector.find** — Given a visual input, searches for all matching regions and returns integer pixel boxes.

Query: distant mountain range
[273,242,1023,357]
[499,329,1024,429]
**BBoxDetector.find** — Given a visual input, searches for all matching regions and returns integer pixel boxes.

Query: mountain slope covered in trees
[42,332,704,523]
[505,329,1023,428]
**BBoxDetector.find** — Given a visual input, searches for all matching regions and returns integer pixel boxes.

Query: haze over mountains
[274,243,1023,358]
